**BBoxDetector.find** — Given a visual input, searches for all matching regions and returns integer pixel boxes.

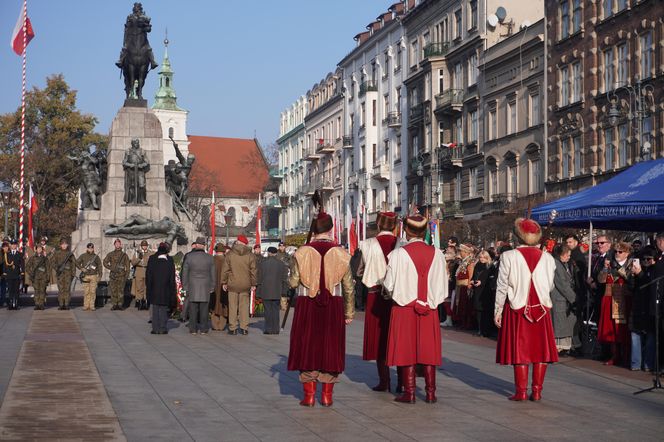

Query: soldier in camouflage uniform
[26,244,51,310]
[104,238,130,310]
[76,242,103,311]
[49,238,76,310]
[130,240,153,310]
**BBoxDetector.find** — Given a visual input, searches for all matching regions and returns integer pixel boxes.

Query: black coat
[471,262,491,311]
[146,254,177,307]
[1,251,24,280]
[257,256,288,300]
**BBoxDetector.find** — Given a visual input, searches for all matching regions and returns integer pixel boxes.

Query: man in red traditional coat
[494,218,558,401]
[383,214,448,403]
[288,212,355,407]
[357,211,399,392]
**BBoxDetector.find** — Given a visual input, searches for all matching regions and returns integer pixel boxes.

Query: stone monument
[70,4,201,275]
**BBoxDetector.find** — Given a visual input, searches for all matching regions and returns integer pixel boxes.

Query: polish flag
[209,191,216,254]
[255,194,262,246]
[28,184,38,248]
[442,142,457,148]
[11,4,35,56]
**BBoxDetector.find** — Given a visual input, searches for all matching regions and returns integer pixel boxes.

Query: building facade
[546,0,664,196]
[340,2,408,228]
[276,96,307,234]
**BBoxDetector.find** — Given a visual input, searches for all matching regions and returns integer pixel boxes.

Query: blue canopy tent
[532,158,664,232]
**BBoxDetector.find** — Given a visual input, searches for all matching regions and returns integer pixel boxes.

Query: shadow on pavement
[440,357,513,396]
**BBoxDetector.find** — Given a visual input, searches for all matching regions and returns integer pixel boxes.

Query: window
[508,99,517,134]
[396,182,402,207]
[489,168,498,197]
[438,121,445,146]
[469,167,478,198]
[603,0,614,19]
[561,66,569,106]
[469,109,478,142]
[561,0,570,39]
[489,108,497,140]
[384,51,390,77]
[410,40,419,67]
[508,165,518,195]
[572,0,582,33]
[396,135,402,161]
[454,10,462,39]
[618,0,628,11]
[605,128,614,169]
[562,139,570,179]
[360,102,366,127]
[531,160,542,194]
[573,136,582,175]
[615,44,628,87]
[361,145,366,169]
[603,49,614,92]
[454,63,463,89]
[468,53,478,85]
[470,0,478,29]
[529,93,540,126]
[425,124,431,151]
[640,32,654,79]
[454,171,462,201]
[642,115,653,147]
[372,100,377,126]
[438,69,445,94]
[372,189,377,212]
[618,124,628,167]
[384,95,389,119]
[454,117,463,144]
[572,62,582,102]
[372,143,377,164]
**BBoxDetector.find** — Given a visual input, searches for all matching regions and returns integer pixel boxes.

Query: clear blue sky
[0,0,389,146]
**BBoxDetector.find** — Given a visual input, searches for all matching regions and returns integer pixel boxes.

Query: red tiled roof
[187,135,269,198]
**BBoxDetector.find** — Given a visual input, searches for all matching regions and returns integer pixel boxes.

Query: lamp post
[415,151,432,207]
[279,194,290,243]
[224,214,233,246]
[0,182,11,237]
[606,79,654,162]
[9,208,18,239]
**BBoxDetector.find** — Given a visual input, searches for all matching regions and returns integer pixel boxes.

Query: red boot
[395,367,404,394]
[394,366,416,403]
[299,382,316,407]
[320,383,334,407]
[530,363,547,401]
[423,365,437,403]
[509,364,529,401]
[372,361,391,392]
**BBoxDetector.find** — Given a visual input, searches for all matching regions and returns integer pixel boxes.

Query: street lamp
[606,79,655,161]
[279,194,290,243]
[0,182,11,237]
[9,208,18,239]
[224,214,233,246]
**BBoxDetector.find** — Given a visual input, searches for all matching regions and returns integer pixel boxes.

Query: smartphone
[632,258,640,266]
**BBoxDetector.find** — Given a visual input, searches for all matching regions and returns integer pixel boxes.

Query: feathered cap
[514,218,542,246]
[313,211,334,234]
[404,214,428,237]
[377,211,397,232]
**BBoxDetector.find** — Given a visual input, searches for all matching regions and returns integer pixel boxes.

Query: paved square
[0,301,662,441]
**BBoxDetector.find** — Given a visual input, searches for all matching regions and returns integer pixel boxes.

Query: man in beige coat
[222,235,257,335]
[131,240,153,310]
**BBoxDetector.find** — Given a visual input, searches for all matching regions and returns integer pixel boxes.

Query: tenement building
[546,0,664,197]
[401,0,543,221]
[276,96,308,234]
[340,1,408,227]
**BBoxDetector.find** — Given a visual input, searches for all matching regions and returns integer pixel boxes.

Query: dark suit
[257,256,288,334]
[146,254,176,333]
[3,250,24,309]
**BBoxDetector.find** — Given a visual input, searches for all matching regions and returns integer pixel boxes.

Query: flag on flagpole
[349,219,358,256]
[209,191,216,254]
[28,184,37,247]
[441,142,457,149]
[433,219,441,249]
[11,3,34,56]
[255,193,262,247]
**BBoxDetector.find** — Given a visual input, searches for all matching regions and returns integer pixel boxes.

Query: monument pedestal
[71,106,200,276]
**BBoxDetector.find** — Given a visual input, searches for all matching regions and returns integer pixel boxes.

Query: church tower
[152,33,190,164]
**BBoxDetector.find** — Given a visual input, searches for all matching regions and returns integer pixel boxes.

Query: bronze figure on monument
[68,147,107,210]
[122,139,150,205]
[105,214,188,246]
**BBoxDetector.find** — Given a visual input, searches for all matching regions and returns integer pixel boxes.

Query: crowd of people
[2,215,663,407]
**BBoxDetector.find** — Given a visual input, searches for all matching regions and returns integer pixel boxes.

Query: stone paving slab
[1,304,664,441]
[0,309,125,441]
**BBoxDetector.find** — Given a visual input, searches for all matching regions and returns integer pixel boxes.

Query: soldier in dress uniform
[131,240,152,310]
[76,243,103,311]
[104,238,131,310]
[49,238,76,310]
[211,242,229,331]
[26,244,51,310]
[3,239,24,310]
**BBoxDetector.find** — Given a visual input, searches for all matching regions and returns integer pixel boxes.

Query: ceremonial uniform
[76,247,103,311]
[26,251,51,309]
[495,218,558,401]
[104,246,130,309]
[131,242,153,309]
[50,245,76,309]
[358,212,399,392]
[288,212,354,407]
[3,243,24,310]
[211,244,229,331]
[454,245,476,329]
[383,214,448,404]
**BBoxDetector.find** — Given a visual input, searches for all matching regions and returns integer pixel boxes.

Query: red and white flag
[255,194,262,246]
[11,3,35,56]
[208,191,216,254]
[28,184,38,247]
[442,142,457,149]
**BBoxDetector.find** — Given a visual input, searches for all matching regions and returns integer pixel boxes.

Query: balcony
[438,145,463,169]
[348,172,359,189]
[435,89,464,114]
[371,162,390,181]
[423,42,450,59]
[408,103,424,126]
[318,175,334,192]
[487,193,520,213]
[303,183,315,196]
[342,135,353,149]
[359,80,378,96]
[387,111,401,128]
[443,201,464,218]
[315,139,336,154]
[304,148,321,162]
